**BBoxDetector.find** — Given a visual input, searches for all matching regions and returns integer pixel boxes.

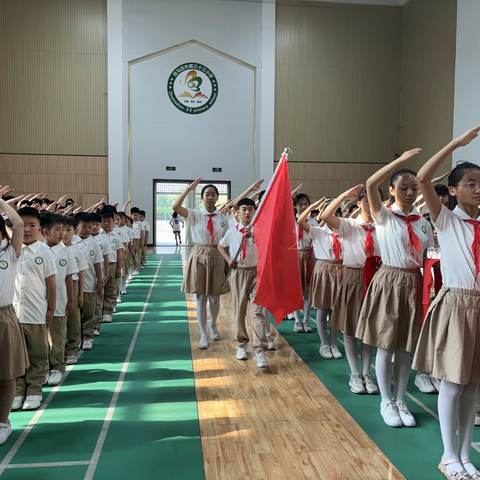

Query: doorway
[153,180,231,245]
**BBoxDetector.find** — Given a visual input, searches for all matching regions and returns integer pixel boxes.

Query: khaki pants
[48,315,66,372]
[103,262,118,315]
[95,288,104,330]
[16,323,49,396]
[81,292,96,339]
[230,267,267,352]
[66,281,81,357]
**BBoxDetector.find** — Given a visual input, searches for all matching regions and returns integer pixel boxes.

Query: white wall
[453,0,480,166]
[108,0,276,235]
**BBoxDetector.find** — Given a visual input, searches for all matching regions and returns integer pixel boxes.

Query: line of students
[0,194,150,446]
[173,126,480,480]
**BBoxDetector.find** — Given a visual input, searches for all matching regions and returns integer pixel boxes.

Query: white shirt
[99,231,124,263]
[309,224,343,261]
[187,208,228,245]
[338,217,381,268]
[13,241,57,324]
[50,242,77,316]
[170,216,183,232]
[296,219,315,250]
[92,234,113,275]
[373,203,434,268]
[0,241,19,307]
[142,220,151,233]
[219,223,257,268]
[132,222,142,240]
[65,243,88,281]
[434,205,480,290]
[74,236,103,292]
[115,226,130,246]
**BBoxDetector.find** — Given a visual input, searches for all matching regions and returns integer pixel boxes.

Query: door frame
[152,178,232,246]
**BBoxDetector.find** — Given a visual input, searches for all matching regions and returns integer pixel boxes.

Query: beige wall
[398,0,457,172]
[0,0,107,156]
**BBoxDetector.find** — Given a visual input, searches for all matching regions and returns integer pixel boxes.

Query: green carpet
[276,319,480,480]
[0,254,204,480]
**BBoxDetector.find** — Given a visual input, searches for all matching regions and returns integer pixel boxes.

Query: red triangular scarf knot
[331,232,342,262]
[361,224,375,257]
[394,214,422,255]
[236,224,248,261]
[206,213,216,244]
[464,219,480,275]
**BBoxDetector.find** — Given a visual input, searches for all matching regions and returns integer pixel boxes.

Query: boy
[114,212,130,298]
[12,207,57,410]
[74,213,103,351]
[41,214,77,385]
[218,198,268,368]
[99,209,124,323]
[63,216,88,364]
[139,210,150,266]
[131,207,144,271]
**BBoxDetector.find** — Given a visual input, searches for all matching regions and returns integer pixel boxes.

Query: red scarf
[393,213,422,255]
[331,232,342,262]
[361,224,375,257]
[298,225,304,242]
[206,213,216,244]
[361,224,380,291]
[422,258,442,320]
[464,219,480,276]
[236,224,248,261]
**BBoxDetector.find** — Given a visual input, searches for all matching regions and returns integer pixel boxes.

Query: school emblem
[35,257,44,265]
[59,259,67,267]
[0,260,8,270]
[99,244,104,251]
[421,225,427,234]
[89,250,95,257]
[113,239,117,244]
[167,63,218,114]
[75,256,79,265]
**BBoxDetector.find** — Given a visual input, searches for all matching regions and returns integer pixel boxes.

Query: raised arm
[172,177,202,218]
[0,186,24,257]
[417,127,480,222]
[230,179,264,207]
[321,185,364,231]
[297,198,324,233]
[366,148,422,216]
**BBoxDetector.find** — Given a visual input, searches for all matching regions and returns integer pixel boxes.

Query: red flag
[252,151,303,323]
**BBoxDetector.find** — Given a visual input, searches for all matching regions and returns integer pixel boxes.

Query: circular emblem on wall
[0,260,8,270]
[59,259,67,267]
[35,257,44,265]
[167,63,218,114]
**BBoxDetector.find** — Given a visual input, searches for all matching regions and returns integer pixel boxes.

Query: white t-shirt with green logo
[0,241,19,307]
[99,231,124,263]
[50,242,78,316]
[74,236,103,293]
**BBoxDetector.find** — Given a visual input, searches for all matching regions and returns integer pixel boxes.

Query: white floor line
[84,258,163,480]
[5,460,90,469]
[0,350,84,477]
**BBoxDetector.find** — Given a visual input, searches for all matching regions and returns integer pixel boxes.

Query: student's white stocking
[375,347,393,402]
[361,343,372,376]
[303,298,311,325]
[393,351,410,402]
[343,335,359,375]
[208,295,220,326]
[196,294,208,338]
[316,309,329,346]
[459,383,479,470]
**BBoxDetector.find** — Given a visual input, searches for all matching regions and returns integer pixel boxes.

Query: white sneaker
[303,320,313,333]
[430,376,441,392]
[475,409,480,427]
[93,328,101,336]
[11,396,24,411]
[208,323,220,341]
[266,338,276,351]
[414,373,436,393]
[330,345,343,359]
[0,421,12,445]
[349,374,366,394]
[319,345,333,359]
[102,314,112,323]
[121,288,127,295]
[255,351,268,368]
[47,370,63,386]
[116,296,122,304]
[293,321,304,333]
[82,339,93,351]
[363,374,379,394]
[22,395,42,411]
[198,335,209,350]
[287,313,295,320]
[235,346,248,361]
[65,355,78,365]
[396,400,416,427]
[380,400,402,428]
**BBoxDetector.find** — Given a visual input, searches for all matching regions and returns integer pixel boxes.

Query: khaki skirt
[182,245,230,296]
[413,287,480,385]
[0,304,29,380]
[331,267,364,337]
[298,249,314,295]
[309,260,343,310]
[355,265,422,353]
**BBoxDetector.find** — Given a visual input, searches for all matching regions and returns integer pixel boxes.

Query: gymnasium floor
[1,251,479,479]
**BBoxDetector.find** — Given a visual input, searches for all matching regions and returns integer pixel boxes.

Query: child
[413,127,480,479]
[322,186,380,395]
[131,207,144,272]
[99,209,125,323]
[74,213,103,351]
[218,198,268,368]
[170,212,183,246]
[355,149,434,428]
[297,200,343,360]
[293,194,314,334]
[63,216,88,365]
[139,210,150,266]
[41,214,77,386]
[0,187,28,444]
[13,207,57,411]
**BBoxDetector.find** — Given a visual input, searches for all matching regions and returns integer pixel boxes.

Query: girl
[297,199,343,360]
[322,185,380,395]
[0,185,28,445]
[413,126,480,480]
[293,193,314,333]
[355,149,434,428]
[169,212,183,246]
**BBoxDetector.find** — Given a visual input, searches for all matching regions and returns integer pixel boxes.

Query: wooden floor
[186,294,405,480]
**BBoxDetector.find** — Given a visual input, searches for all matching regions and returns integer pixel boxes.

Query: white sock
[330,322,338,346]
[303,298,311,325]
[316,309,329,346]
[196,294,208,338]
[208,295,220,327]
[375,347,393,403]
[438,380,463,464]
[393,351,410,402]
[343,335,359,375]
[459,383,480,466]
[361,343,372,376]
